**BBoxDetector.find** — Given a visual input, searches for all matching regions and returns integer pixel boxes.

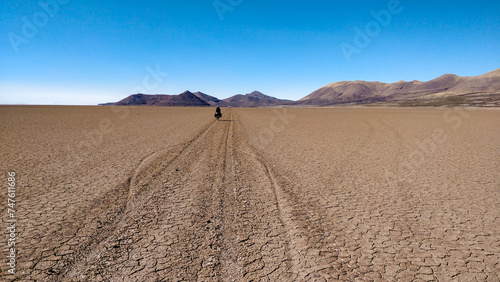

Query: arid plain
[1,105,499,281]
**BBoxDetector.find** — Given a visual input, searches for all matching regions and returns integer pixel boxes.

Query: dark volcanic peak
[172,91,210,106]
[193,91,226,106]
[114,93,149,105]
[248,90,267,97]
[114,91,209,107]
[223,91,292,107]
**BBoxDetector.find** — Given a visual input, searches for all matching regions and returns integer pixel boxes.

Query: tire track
[57,118,219,280]
[220,112,293,280]
[251,154,345,280]
[24,118,220,280]
[61,110,234,281]
[217,110,243,280]
[44,108,352,280]
[126,119,218,207]
[230,112,348,280]
[12,107,499,281]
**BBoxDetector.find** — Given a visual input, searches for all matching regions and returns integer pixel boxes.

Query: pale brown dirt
[1,106,499,281]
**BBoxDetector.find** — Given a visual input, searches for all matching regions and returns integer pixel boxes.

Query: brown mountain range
[192,91,226,106]
[113,91,210,107]
[110,91,291,107]
[299,68,500,106]
[222,91,293,107]
[105,68,500,107]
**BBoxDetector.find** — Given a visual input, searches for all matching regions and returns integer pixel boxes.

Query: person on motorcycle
[215,106,222,120]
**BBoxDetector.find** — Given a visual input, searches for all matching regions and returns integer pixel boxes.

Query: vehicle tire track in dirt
[61,109,352,281]
[233,110,432,280]
[11,118,219,281]
[60,109,261,280]
[60,117,224,281]
[220,113,293,281]
[231,112,354,280]
[126,119,219,207]
[30,108,397,281]
[8,107,499,281]
[261,158,340,280]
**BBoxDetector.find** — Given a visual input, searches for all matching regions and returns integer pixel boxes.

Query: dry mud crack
[2,107,499,281]
[49,109,342,281]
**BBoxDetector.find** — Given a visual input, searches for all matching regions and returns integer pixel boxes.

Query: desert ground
[1,105,499,281]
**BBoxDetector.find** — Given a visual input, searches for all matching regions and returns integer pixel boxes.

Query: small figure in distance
[214,106,222,121]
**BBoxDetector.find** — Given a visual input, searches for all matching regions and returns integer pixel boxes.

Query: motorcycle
[214,111,222,121]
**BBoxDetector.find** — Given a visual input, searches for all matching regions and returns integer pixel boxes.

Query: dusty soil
[1,106,499,281]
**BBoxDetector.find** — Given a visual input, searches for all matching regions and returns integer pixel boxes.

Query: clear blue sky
[1,0,499,104]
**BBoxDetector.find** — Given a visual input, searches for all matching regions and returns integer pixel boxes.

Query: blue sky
[1,0,499,104]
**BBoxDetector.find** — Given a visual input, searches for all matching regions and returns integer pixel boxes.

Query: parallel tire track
[38,109,352,280]
[231,112,349,280]
[54,118,218,280]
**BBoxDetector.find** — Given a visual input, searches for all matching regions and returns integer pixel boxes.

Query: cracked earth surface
[1,106,499,281]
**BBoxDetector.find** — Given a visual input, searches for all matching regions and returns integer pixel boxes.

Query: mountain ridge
[222,91,293,107]
[298,68,500,106]
[102,68,500,107]
[113,91,210,107]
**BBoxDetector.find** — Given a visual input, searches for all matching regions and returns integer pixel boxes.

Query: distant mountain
[222,91,293,107]
[113,91,210,107]
[192,91,228,106]
[103,68,500,107]
[298,68,500,106]
[110,91,292,107]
